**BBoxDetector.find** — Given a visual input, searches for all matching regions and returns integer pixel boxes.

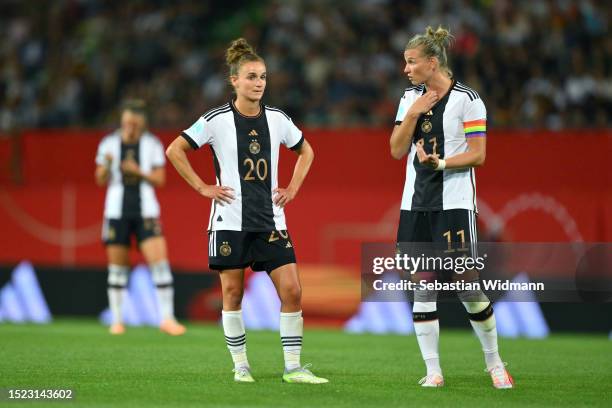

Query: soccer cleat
[418,373,444,387]
[488,364,514,389]
[109,323,125,335]
[282,364,329,384]
[233,367,255,383]
[159,319,186,336]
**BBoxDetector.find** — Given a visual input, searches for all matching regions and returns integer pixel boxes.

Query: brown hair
[225,38,263,77]
[406,26,454,77]
[121,99,148,117]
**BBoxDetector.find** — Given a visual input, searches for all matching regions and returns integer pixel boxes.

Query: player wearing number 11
[389,26,513,389]
[166,38,326,384]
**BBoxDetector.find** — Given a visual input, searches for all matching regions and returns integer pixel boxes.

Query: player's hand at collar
[120,158,141,176]
[407,92,439,117]
[273,187,296,208]
[415,139,440,169]
[200,185,235,206]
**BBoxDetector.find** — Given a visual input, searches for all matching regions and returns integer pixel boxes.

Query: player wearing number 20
[389,26,513,389]
[166,38,327,384]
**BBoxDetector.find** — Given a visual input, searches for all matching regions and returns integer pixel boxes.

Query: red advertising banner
[0,130,610,271]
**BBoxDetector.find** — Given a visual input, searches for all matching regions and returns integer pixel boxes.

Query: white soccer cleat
[488,364,514,389]
[418,373,444,387]
[233,367,255,383]
[282,364,329,384]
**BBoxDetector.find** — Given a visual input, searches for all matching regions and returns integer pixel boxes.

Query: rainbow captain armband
[464,119,486,138]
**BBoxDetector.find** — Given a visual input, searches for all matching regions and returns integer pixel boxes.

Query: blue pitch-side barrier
[0,262,561,338]
[99,265,161,326]
[0,261,52,323]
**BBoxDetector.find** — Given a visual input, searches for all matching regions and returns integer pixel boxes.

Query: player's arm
[446,137,486,168]
[417,96,487,169]
[390,92,439,160]
[274,139,314,208]
[165,136,234,204]
[94,154,113,186]
[415,136,486,170]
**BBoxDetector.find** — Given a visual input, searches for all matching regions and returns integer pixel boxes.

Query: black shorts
[396,209,478,257]
[208,230,296,273]
[102,217,163,246]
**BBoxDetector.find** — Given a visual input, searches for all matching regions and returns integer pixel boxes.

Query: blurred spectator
[0,0,609,130]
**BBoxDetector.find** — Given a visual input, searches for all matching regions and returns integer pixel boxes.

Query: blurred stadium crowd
[0,0,609,130]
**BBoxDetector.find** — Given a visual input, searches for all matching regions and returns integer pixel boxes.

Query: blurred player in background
[390,26,513,389]
[95,100,186,336]
[166,38,326,384]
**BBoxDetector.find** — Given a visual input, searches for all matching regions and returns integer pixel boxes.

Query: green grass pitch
[1,319,610,407]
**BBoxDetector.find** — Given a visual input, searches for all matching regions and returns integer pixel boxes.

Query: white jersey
[395,80,487,212]
[95,131,166,219]
[182,101,304,232]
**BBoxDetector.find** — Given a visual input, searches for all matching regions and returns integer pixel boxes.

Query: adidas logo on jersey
[285,242,292,248]
[249,129,258,136]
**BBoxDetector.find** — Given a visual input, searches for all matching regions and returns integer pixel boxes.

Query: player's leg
[139,221,186,336]
[254,231,327,384]
[103,218,130,335]
[210,231,254,382]
[398,210,443,386]
[441,209,513,388]
[269,262,302,371]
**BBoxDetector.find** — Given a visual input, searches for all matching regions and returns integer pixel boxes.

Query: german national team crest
[220,242,232,256]
[249,140,261,154]
[421,120,432,133]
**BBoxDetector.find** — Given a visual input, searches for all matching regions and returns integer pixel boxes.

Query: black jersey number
[243,158,268,181]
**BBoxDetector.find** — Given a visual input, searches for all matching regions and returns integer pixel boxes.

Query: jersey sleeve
[284,118,304,151]
[95,138,109,166]
[151,138,166,167]
[394,92,411,125]
[462,98,487,138]
[181,117,213,149]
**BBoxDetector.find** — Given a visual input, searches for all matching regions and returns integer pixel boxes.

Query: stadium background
[0,0,610,333]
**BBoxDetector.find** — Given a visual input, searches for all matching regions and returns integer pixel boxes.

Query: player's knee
[223,284,244,307]
[108,264,129,287]
[150,260,173,285]
[281,284,302,305]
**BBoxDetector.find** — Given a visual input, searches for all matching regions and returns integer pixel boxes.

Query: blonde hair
[406,26,454,77]
[225,38,263,77]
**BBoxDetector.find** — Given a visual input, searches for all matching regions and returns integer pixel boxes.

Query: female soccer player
[166,38,327,384]
[389,26,513,389]
[95,100,186,336]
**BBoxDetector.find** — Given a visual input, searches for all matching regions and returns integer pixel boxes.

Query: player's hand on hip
[407,92,439,116]
[415,139,440,169]
[201,185,235,205]
[273,187,296,208]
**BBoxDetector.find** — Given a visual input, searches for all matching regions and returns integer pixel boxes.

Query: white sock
[107,264,129,325]
[413,301,441,375]
[222,310,249,369]
[462,301,504,370]
[150,260,175,321]
[280,311,303,371]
